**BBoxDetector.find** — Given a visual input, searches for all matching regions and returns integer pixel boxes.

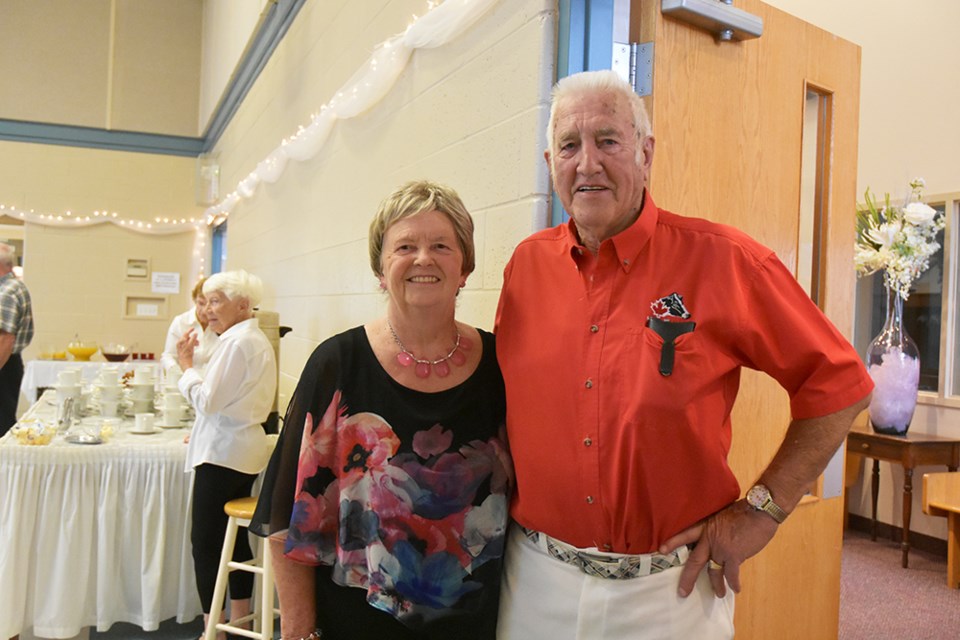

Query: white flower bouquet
[855,177,945,299]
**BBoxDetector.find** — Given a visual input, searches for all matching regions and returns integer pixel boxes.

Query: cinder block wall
[209,0,556,410]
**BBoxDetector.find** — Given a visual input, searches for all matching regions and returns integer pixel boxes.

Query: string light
[0,202,202,234]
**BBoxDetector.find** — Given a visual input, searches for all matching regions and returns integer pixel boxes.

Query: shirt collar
[563,191,660,272]
[220,317,256,339]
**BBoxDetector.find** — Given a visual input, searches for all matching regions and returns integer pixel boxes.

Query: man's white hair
[203,269,263,307]
[0,243,16,269]
[546,69,652,165]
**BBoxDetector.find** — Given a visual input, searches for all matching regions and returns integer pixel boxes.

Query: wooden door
[630,1,861,638]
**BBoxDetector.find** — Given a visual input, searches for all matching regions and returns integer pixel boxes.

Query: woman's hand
[176,329,198,371]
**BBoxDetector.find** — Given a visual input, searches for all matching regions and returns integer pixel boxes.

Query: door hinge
[613,42,654,97]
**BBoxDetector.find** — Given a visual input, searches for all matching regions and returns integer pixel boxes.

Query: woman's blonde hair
[191,277,207,301]
[368,180,476,278]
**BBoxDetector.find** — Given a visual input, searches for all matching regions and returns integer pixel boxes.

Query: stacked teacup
[55,368,81,401]
[96,367,123,417]
[54,369,82,425]
[128,366,156,415]
[159,386,188,427]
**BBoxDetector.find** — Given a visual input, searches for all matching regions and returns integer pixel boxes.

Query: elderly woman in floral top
[251,180,513,640]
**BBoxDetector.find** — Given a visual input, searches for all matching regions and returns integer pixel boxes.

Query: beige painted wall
[0,0,202,136]
[0,140,204,371]
[199,0,268,133]
[207,0,555,411]
[764,0,960,196]
[24,222,197,359]
[765,0,960,540]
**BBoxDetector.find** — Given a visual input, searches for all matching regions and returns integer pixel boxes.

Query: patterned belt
[521,526,687,580]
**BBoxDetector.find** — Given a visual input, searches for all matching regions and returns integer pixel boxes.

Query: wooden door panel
[631,1,860,638]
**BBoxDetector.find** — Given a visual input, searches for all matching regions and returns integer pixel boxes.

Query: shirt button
[589,324,599,333]
[585,379,593,389]
[583,438,592,447]
[602,543,612,551]
[623,259,630,266]
[585,496,594,504]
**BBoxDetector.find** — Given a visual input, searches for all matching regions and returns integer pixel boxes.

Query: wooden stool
[204,496,277,640]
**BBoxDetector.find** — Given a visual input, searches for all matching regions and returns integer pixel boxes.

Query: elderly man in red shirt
[494,70,873,639]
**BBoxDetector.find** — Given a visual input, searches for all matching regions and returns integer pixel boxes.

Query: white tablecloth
[0,393,200,638]
[20,360,161,403]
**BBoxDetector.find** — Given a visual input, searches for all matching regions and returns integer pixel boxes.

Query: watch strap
[759,497,787,523]
[748,484,787,523]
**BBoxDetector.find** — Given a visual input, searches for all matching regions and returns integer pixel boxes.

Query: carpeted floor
[840,528,960,640]
[89,617,202,640]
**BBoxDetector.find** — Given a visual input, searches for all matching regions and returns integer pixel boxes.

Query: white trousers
[497,525,735,640]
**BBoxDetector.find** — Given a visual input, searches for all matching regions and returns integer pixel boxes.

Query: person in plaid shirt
[0,243,33,436]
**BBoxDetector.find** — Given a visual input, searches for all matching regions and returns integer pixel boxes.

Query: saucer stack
[128,366,156,414]
[95,367,124,417]
[158,388,188,427]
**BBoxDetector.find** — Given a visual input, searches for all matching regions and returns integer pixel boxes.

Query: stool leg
[261,535,275,640]
[205,516,240,640]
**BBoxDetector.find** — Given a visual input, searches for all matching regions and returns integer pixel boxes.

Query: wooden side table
[847,424,960,567]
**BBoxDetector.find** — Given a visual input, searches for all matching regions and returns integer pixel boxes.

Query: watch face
[747,484,769,508]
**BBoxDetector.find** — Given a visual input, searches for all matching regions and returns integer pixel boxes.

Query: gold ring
[708,559,724,571]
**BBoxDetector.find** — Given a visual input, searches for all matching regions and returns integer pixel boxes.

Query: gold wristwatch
[746,484,787,523]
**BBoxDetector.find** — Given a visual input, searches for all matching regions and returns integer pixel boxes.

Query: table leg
[902,467,913,568]
[949,513,960,589]
[871,459,880,541]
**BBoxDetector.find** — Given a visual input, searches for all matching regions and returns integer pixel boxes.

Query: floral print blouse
[251,326,511,630]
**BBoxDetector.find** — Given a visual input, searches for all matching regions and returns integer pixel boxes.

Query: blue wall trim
[0,0,306,158]
[201,0,307,151]
[0,119,204,157]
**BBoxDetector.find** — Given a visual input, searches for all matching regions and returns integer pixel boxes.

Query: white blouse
[161,307,220,378]
[178,318,276,474]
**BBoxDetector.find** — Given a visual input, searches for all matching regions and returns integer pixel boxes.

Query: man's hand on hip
[658,500,779,598]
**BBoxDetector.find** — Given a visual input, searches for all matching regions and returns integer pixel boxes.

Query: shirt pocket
[640,318,698,377]
[605,325,706,427]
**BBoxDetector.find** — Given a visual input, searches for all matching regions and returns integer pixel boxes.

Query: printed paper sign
[152,272,181,294]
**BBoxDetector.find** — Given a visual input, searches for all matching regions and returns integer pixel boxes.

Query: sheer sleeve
[250,337,343,537]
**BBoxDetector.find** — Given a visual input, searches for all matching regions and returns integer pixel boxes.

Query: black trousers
[0,353,23,437]
[191,463,258,613]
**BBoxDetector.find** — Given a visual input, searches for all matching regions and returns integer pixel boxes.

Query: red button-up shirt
[495,194,873,553]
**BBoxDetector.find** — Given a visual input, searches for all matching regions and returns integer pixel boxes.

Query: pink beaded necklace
[387,320,472,378]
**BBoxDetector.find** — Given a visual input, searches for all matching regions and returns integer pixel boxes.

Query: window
[211,220,227,275]
[854,194,958,403]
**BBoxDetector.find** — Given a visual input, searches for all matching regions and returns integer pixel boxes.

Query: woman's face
[194,294,209,327]
[379,210,465,313]
[204,290,248,334]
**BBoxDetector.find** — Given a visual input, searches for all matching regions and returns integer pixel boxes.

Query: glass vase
[865,286,920,435]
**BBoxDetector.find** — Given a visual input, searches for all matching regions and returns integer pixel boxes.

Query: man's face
[546,90,654,249]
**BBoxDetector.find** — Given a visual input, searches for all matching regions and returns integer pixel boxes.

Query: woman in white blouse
[176,269,277,635]
[161,277,219,380]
